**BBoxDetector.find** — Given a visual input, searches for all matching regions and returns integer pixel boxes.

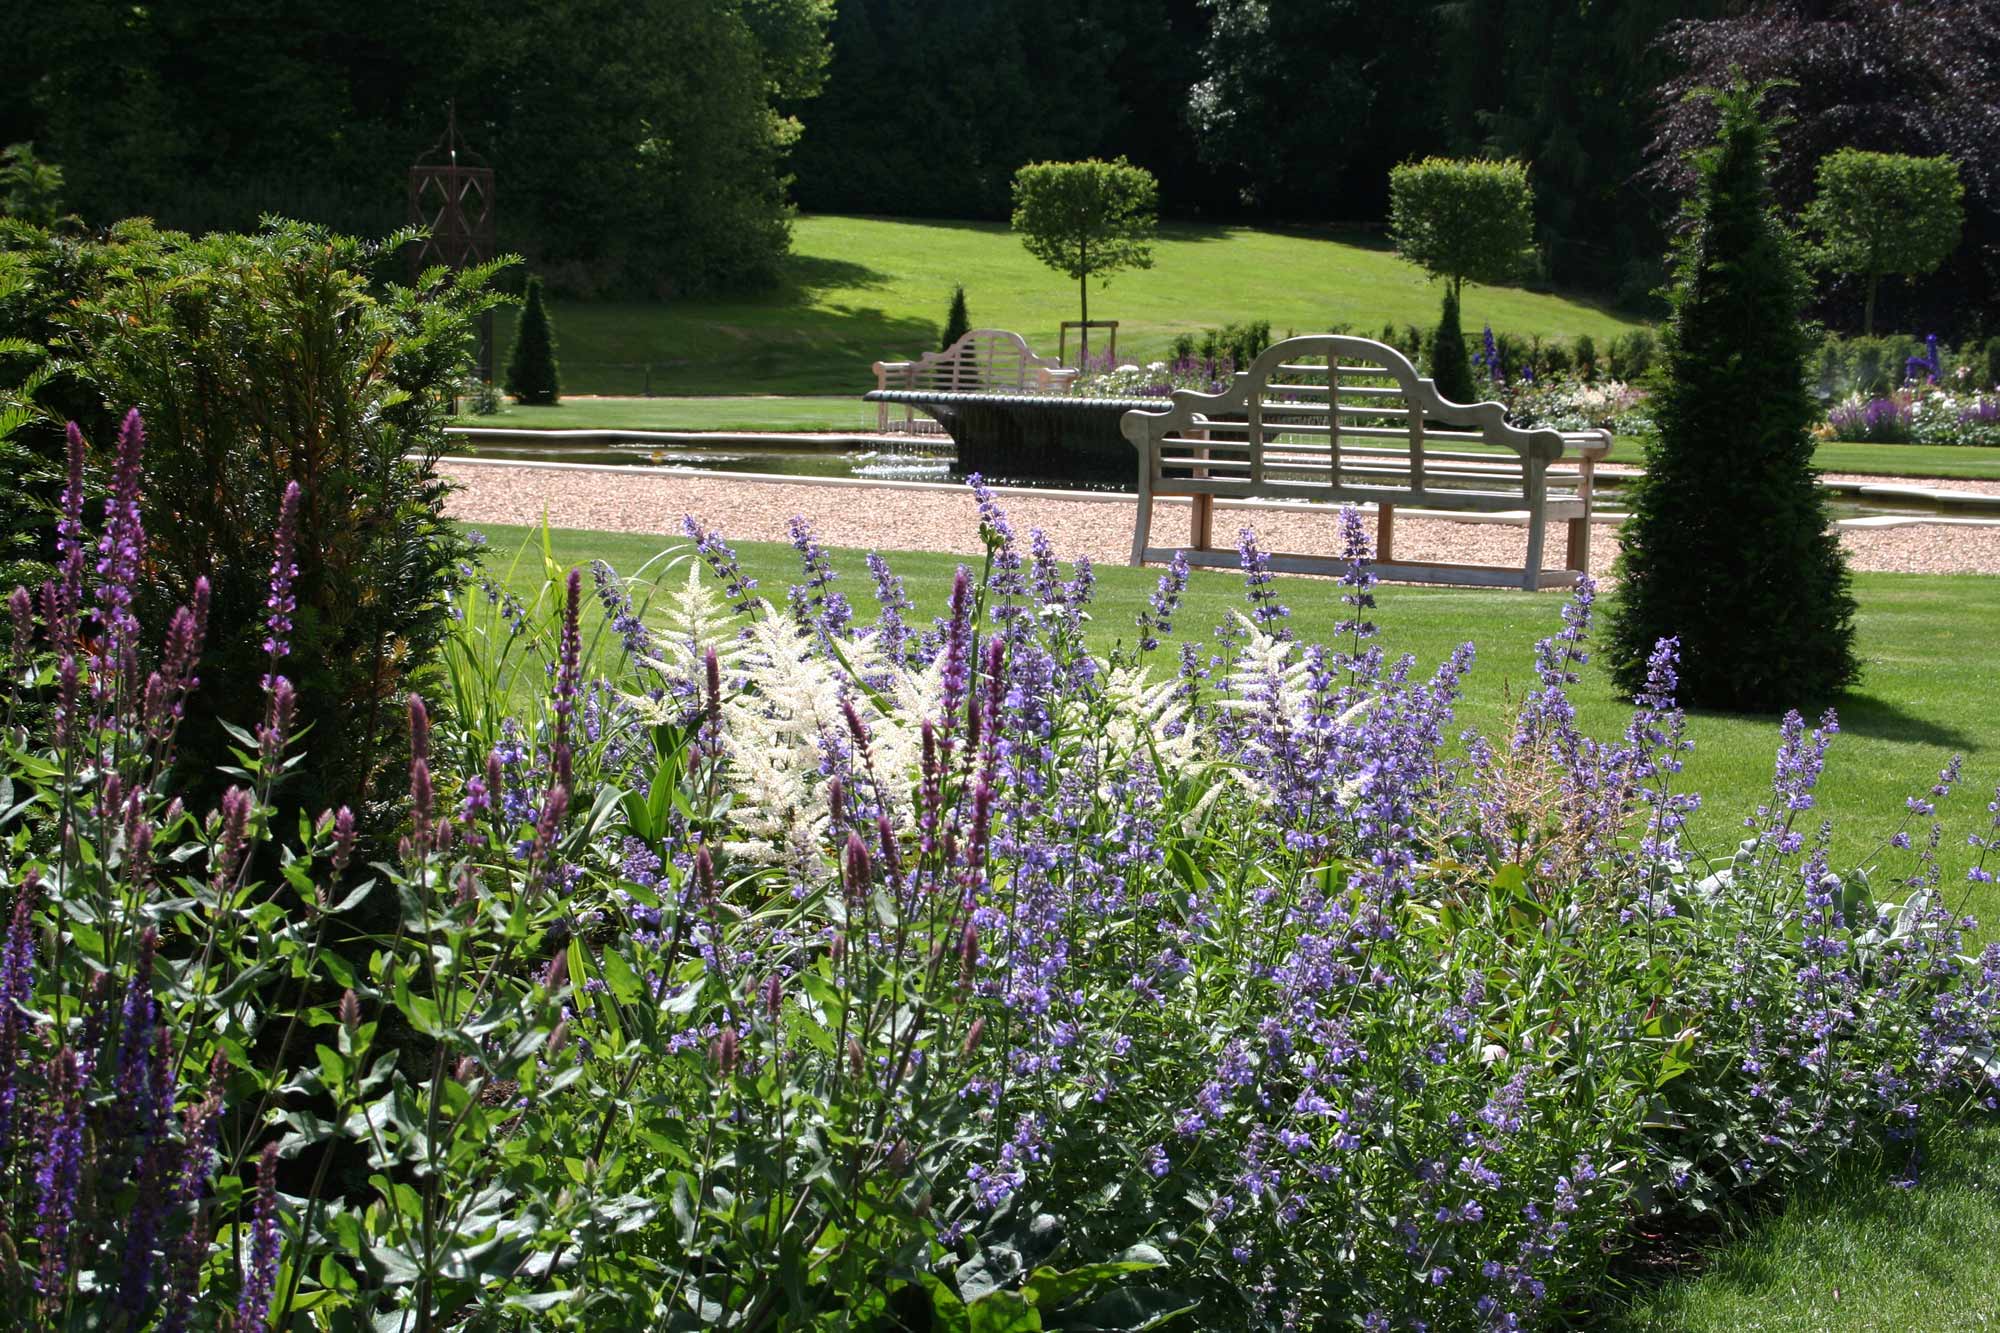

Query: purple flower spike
[0,873,38,1153]
[33,1047,86,1297]
[262,481,301,674]
[93,409,148,693]
[1236,528,1291,636]
[237,1142,282,1329]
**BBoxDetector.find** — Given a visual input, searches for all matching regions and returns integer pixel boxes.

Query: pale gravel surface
[441,460,2000,579]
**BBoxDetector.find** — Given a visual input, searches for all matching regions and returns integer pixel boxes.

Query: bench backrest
[875,329,1078,396]
[1121,334,1590,498]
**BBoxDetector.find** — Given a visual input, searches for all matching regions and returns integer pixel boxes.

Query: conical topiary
[941,284,970,349]
[1604,84,1856,711]
[1428,286,1476,403]
[505,276,562,405]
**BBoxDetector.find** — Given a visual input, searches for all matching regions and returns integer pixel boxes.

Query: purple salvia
[968,475,1027,620]
[1334,505,1379,647]
[114,927,162,1123]
[93,408,148,691]
[213,786,253,889]
[938,567,974,743]
[0,872,37,1153]
[262,481,301,678]
[33,1047,86,1297]
[237,1142,282,1329]
[330,805,357,877]
[554,569,582,761]
[53,422,87,643]
[116,1024,179,1316]
[7,584,30,680]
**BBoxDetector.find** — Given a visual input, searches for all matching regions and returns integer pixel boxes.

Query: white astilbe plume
[1095,665,1201,773]
[641,563,746,677]
[719,607,847,866]
[1217,613,1313,723]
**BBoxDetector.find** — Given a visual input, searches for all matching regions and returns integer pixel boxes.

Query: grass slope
[468,523,2000,908]
[501,214,1645,396]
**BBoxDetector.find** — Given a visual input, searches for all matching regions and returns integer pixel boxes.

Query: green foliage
[14,0,831,296]
[1805,149,1964,334]
[1192,319,1270,367]
[1428,286,1477,403]
[942,283,971,349]
[0,143,64,226]
[1607,85,1857,710]
[1010,158,1159,358]
[1388,157,1537,298]
[55,219,506,819]
[505,275,561,405]
[1605,329,1657,382]
[1989,335,2000,391]
[1574,332,1598,381]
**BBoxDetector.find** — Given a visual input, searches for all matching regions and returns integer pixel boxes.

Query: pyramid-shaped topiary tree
[504,275,562,405]
[1605,84,1856,711]
[941,284,970,349]
[1428,286,1476,404]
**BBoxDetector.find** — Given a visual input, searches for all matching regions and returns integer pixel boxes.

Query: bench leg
[1523,508,1548,592]
[1565,515,1591,575]
[1130,479,1153,567]
[1376,503,1395,563]
[1191,494,1213,552]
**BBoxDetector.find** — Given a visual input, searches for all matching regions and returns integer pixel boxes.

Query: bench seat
[1120,334,1611,590]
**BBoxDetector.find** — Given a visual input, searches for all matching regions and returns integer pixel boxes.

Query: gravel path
[441,460,2000,579]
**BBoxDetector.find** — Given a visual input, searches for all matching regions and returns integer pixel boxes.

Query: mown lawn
[455,395,872,433]
[498,214,1645,396]
[1609,1121,2000,1331]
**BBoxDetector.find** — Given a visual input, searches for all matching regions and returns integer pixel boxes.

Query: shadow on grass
[1831,692,1981,753]
[775,251,891,299]
[1602,1125,2000,1330]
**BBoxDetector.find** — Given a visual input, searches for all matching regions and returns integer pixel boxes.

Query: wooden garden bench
[1120,334,1611,590]
[873,329,1078,432]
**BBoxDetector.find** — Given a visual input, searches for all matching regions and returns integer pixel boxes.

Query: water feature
[449,435,2000,523]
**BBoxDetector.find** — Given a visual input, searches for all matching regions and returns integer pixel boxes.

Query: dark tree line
[5,0,1996,323]
[1653,0,2000,330]
[3,0,833,296]
[791,0,1741,304]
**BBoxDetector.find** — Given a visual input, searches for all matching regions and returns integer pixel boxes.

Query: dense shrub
[1606,329,1657,382]
[504,275,562,406]
[1574,333,1598,381]
[51,219,504,821]
[8,454,2000,1329]
[1608,85,1856,710]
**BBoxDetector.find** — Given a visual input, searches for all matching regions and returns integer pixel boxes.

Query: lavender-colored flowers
[237,1143,282,1328]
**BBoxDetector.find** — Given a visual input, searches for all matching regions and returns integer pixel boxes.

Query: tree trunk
[1078,236,1090,367]
[1864,273,1878,336]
